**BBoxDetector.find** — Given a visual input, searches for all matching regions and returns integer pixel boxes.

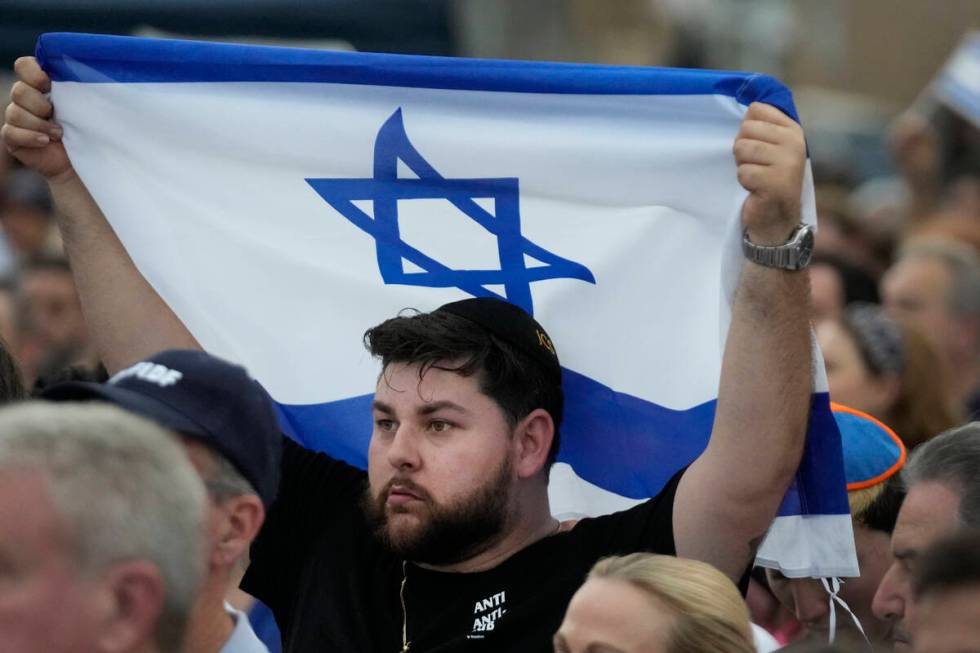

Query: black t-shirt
[243,437,682,653]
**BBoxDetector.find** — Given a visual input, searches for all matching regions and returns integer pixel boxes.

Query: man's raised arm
[3,57,200,373]
[673,102,812,582]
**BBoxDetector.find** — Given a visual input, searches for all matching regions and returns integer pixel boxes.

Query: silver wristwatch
[741,224,815,271]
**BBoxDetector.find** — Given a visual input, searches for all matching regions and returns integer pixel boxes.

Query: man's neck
[183,574,236,653]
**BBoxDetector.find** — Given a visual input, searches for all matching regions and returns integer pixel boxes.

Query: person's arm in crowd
[672,102,812,582]
[2,56,200,373]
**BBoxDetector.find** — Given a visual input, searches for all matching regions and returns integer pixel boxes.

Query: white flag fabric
[39,32,857,578]
[934,30,980,128]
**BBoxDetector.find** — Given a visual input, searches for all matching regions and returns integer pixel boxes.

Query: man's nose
[385,425,421,471]
[791,580,829,626]
[871,563,906,623]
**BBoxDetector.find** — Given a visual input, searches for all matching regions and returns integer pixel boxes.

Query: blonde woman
[554,553,755,653]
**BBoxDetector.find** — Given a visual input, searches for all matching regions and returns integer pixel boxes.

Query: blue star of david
[306,108,595,315]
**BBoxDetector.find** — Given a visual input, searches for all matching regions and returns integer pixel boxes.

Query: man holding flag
[5,49,813,652]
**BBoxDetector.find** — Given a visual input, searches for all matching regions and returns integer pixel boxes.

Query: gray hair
[195,446,258,572]
[0,402,207,652]
[902,421,980,529]
[898,239,980,318]
[201,447,258,503]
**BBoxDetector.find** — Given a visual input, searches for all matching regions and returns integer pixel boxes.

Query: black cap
[435,297,562,385]
[42,349,281,508]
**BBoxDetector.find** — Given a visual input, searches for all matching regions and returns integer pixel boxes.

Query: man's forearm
[711,262,812,497]
[50,173,200,374]
[674,259,812,580]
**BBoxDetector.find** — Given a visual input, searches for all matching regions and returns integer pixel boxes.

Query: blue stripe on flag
[275,368,849,519]
[36,32,797,119]
[779,393,849,516]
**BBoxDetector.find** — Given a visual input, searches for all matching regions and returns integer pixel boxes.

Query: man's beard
[362,454,513,566]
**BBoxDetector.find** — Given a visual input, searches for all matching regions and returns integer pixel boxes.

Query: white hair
[0,401,207,651]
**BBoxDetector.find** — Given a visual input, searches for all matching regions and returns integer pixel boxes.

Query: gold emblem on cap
[537,329,556,357]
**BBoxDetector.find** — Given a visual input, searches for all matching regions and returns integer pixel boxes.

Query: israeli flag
[39,32,856,578]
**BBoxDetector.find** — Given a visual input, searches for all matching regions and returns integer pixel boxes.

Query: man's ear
[212,496,264,568]
[98,560,166,653]
[513,408,555,479]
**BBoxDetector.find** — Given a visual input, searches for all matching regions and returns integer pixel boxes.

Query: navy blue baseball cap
[42,349,282,507]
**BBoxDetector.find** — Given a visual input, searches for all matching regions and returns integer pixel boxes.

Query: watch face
[797,227,815,269]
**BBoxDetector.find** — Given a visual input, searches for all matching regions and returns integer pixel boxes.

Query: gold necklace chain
[400,560,410,652]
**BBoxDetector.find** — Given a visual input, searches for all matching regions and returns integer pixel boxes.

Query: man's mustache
[378,476,432,503]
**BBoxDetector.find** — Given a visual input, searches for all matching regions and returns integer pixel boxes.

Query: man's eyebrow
[371,400,469,415]
[893,547,918,561]
[418,401,468,416]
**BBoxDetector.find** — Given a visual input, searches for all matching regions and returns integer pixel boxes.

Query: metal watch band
[741,224,814,271]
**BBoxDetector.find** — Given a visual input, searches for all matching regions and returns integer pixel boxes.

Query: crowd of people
[0,35,978,653]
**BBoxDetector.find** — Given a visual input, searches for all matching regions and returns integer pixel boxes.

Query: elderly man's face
[0,470,107,652]
[872,482,961,652]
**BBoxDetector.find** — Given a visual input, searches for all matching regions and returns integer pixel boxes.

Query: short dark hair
[364,308,564,468]
[912,530,980,600]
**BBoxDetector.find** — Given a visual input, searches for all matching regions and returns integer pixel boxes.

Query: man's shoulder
[278,434,367,495]
[245,436,373,597]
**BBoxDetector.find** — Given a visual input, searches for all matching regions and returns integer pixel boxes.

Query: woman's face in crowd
[554,576,672,653]
[766,521,894,643]
[817,320,896,419]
